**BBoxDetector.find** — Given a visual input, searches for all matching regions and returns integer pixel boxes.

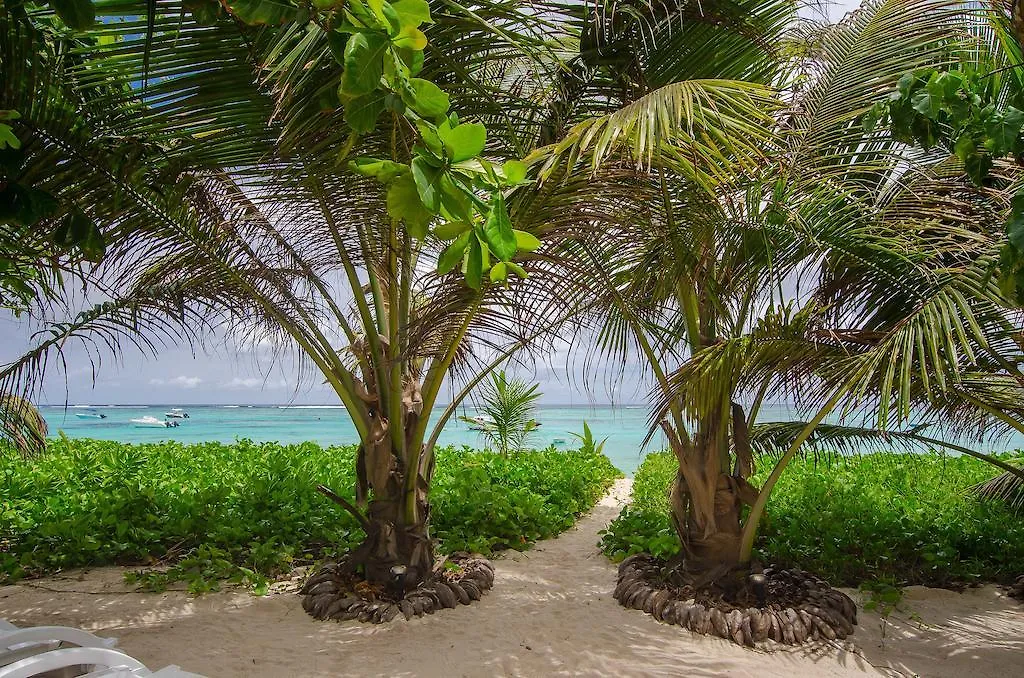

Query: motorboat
[131,416,179,428]
[464,414,495,431]
[552,438,567,445]
[164,408,190,419]
[74,411,107,420]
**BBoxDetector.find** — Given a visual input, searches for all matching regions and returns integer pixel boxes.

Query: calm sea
[38,404,1024,474]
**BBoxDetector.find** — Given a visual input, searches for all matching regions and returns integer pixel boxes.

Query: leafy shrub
[0,439,620,590]
[599,450,1024,587]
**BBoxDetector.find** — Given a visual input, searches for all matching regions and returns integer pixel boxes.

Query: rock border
[613,554,857,646]
[300,554,494,623]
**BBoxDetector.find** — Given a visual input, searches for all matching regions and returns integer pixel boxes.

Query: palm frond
[0,394,48,458]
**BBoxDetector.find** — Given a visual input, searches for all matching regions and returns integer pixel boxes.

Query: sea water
[39,404,1024,475]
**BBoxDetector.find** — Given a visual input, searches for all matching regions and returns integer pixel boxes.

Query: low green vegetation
[0,438,620,593]
[599,451,1024,588]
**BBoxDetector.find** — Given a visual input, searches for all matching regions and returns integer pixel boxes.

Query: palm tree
[548,0,1024,600]
[0,0,771,610]
[462,369,541,455]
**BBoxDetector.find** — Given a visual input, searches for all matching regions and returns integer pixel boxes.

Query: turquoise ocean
[37,403,1024,474]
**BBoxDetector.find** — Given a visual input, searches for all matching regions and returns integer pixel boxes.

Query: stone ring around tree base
[301,553,495,624]
[614,554,858,646]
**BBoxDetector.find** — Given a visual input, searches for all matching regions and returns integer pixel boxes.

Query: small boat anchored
[74,410,107,420]
[463,414,495,431]
[131,416,179,428]
[164,408,190,419]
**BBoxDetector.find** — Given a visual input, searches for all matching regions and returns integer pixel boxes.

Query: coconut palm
[0,0,776,595]
[547,0,1024,588]
[462,369,541,455]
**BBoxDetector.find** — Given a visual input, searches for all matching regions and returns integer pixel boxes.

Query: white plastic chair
[0,647,201,678]
[0,621,203,678]
[0,621,117,668]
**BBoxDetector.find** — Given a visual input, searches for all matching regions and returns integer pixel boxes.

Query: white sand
[1,479,1022,677]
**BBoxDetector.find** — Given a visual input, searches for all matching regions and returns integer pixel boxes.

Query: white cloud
[148,375,203,388]
[220,376,290,390]
[222,377,262,389]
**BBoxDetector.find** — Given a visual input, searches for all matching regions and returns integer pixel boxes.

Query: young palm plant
[462,369,540,455]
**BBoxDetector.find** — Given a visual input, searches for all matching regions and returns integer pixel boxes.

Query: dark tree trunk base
[614,554,858,646]
[300,552,495,624]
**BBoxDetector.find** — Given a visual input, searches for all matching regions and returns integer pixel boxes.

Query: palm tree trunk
[669,466,745,567]
[667,437,759,571]
[352,431,435,588]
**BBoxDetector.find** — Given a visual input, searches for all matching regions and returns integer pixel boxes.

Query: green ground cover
[599,451,1024,588]
[0,439,620,592]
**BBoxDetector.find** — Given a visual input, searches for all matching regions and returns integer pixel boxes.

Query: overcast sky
[1,0,862,406]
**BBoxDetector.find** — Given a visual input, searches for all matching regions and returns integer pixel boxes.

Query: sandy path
[1,479,1021,677]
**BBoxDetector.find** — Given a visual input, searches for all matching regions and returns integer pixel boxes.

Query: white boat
[164,408,190,419]
[131,416,179,428]
[75,411,107,420]
[465,415,494,431]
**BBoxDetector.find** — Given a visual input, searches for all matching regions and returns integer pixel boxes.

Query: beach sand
[1,479,1021,677]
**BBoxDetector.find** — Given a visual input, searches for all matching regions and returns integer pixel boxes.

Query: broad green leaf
[489,261,508,283]
[439,174,472,222]
[985,107,1024,156]
[386,173,433,238]
[506,261,527,279]
[390,0,432,25]
[433,221,470,239]
[222,0,296,25]
[348,157,408,182]
[953,134,975,164]
[502,160,527,184]
[381,2,402,35]
[50,0,95,30]
[365,0,390,26]
[911,90,937,118]
[406,79,449,118]
[0,125,20,150]
[344,92,386,133]
[392,26,427,50]
[327,30,350,64]
[483,193,516,261]
[513,229,540,252]
[438,122,486,162]
[438,230,471,274]
[1007,190,1024,252]
[396,47,424,76]
[411,156,442,212]
[414,121,443,156]
[465,233,483,288]
[341,33,390,97]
